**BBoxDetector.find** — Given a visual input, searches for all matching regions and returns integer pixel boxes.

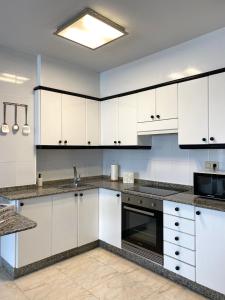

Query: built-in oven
[122,193,163,265]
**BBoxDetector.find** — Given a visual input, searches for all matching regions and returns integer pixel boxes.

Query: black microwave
[194,172,225,200]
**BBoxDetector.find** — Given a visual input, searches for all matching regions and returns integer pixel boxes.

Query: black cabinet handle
[175,222,179,226]
[59,140,62,144]
[116,194,120,197]
[74,193,78,197]
[20,202,24,206]
[88,141,91,145]
[196,211,201,215]
[175,207,180,212]
[175,266,180,271]
[118,141,121,144]
[202,138,206,142]
[175,251,180,256]
[80,193,83,197]
[114,141,117,144]
[64,140,68,144]
[210,137,215,141]
[151,115,154,119]
[156,115,160,119]
[175,236,179,241]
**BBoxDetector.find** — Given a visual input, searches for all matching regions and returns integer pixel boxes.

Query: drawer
[164,241,195,266]
[164,228,195,250]
[164,255,196,281]
[164,214,195,235]
[163,200,195,220]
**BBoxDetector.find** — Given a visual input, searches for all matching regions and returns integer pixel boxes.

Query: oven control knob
[139,200,143,204]
[151,203,155,207]
[127,197,130,201]
[175,222,179,226]
[175,266,180,271]
[175,251,180,256]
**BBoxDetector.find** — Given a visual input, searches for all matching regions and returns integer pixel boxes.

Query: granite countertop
[0,213,37,237]
[1,176,225,212]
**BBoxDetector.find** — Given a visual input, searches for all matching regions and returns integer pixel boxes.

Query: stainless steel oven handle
[123,206,155,217]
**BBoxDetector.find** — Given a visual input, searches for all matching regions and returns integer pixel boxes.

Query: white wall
[100,27,225,97]
[38,55,100,97]
[36,149,102,181]
[101,27,225,185]
[0,47,36,188]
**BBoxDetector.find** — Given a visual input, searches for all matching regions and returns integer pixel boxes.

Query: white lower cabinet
[196,207,225,295]
[52,193,78,255]
[99,188,121,248]
[78,189,99,246]
[164,256,196,281]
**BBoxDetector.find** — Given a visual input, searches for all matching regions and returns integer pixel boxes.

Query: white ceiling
[1,0,225,72]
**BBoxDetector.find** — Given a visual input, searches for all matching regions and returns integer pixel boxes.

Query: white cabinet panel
[209,73,225,144]
[178,78,208,145]
[78,189,99,246]
[164,255,195,281]
[164,228,195,251]
[40,90,62,145]
[52,193,78,255]
[196,207,225,295]
[62,94,86,145]
[137,90,156,122]
[16,197,52,267]
[86,100,100,145]
[163,200,195,220]
[118,94,137,145]
[164,241,195,266]
[164,214,195,235]
[101,99,118,145]
[99,189,121,248]
[156,84,177,120]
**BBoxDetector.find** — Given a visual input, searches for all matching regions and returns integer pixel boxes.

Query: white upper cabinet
[118,94,137,145]
[209,72,225,144]
[39,90,62,145]
[61,94,86,145]
[178,78,208,145]
[86,100,100,146]
[101,98,118,145]
[156,84,177,120]
[196,207,225,295]
[137,90,156,122]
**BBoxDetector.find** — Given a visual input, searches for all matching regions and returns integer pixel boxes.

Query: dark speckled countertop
[1,176,225,212]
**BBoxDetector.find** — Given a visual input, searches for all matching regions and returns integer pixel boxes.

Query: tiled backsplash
[103,134,225,185]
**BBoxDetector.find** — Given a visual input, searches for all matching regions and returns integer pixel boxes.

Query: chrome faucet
[73,165,80,187]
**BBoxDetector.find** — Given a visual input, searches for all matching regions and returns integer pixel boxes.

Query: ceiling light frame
[54,7,128,50]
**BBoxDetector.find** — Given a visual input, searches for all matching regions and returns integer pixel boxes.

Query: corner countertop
[0,213,37,237]
[1,176,225,213]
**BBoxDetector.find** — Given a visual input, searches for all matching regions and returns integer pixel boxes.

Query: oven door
[122,203,163,255]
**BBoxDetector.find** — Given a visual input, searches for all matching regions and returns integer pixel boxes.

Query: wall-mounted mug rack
[0,102,30,135]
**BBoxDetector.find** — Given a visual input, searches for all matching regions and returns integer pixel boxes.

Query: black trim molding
[36,145,152,150]
[34,66,225,102]
[179,144,225,149]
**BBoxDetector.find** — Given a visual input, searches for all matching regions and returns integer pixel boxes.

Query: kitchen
[1,1,225,299]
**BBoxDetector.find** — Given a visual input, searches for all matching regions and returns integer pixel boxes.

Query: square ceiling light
[55,8,127,50]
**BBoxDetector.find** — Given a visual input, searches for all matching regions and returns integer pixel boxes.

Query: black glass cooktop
[127,186,181,197]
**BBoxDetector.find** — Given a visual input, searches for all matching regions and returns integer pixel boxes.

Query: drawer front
[164,255,196,281]
[164,214,195,235]
[164,228,195,250]
[164,241,195,266]
[163,200,195,220]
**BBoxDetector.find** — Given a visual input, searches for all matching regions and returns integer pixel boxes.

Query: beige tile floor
[0,248,207,300]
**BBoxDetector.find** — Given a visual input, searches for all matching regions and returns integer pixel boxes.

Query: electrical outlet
[204,161,219,170]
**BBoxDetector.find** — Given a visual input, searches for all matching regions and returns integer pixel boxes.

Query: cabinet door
[101,99,118,145]
[196,207,225,295]
[16,196,52,267]
[118,94,137,145]
[178,78,208,145]
[156,84,177,120]
[62,94,86,145]
[86,100,100,145]
[40,90,62,145]
[99,189,121,248]
[78,189,99,246]
[209,73,225,144]
[137,90,156,122]
[52,193,78,255]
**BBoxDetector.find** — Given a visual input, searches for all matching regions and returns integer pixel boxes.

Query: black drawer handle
[175,222,179,226]
[175,266,180,271]
[74,193,78,197]
[88,141,91,145]
[64,140,68,144]
[175,207,179,212]
[175,251,180,256]
[20,202,24,206]
[202,138,206,142]
[196,211,201,215]
[59,140,62,144]
[151,115,154,119]
[210,137,215,141]
[114,141,117,144]
[156,115,160,119]
[118,141,121,144]
[175,236,179,241]
[116,194,120,197]
[80,193,83,197]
